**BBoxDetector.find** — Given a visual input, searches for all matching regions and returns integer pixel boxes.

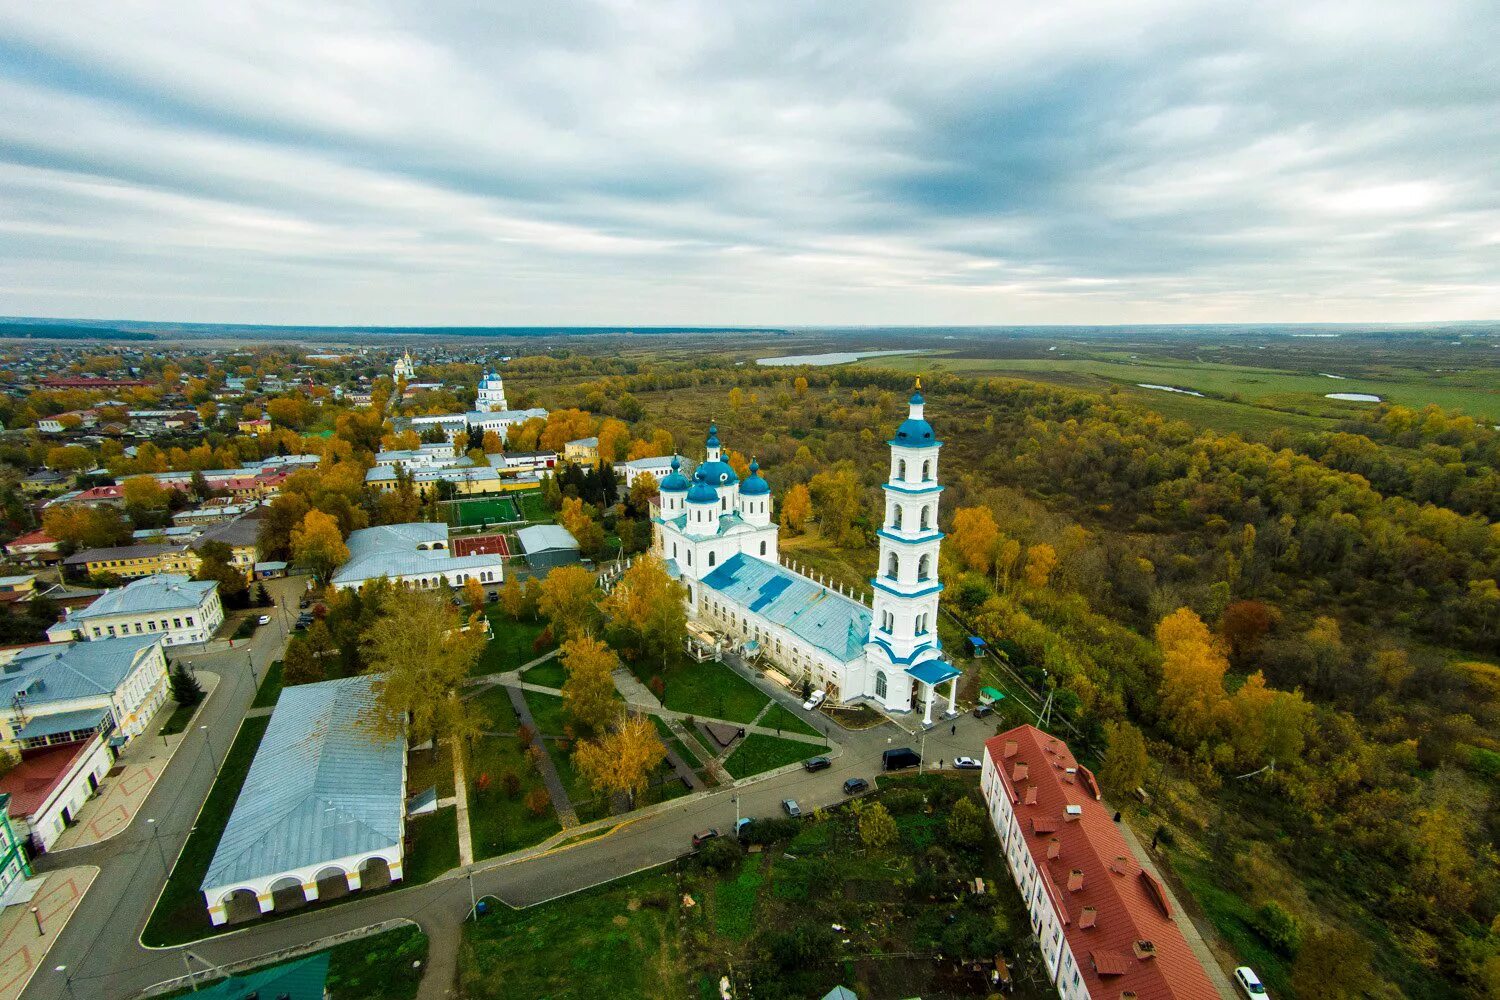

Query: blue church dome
[685,471,720,504]
[705,422,721,450]
[658,455,690,492]
[894,417,935,444]
[741,458,770,496]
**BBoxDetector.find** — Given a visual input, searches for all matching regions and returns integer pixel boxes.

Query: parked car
[734,818,753,841]
[802,689,827,711]
[691,828,719,848]
[803,756,831,773]
[972,704,993,719]
[256,615,272,626]
[842,777,869,795]
[953,756,981,770]
[882,747,921,771]
[1234,967,1268,999]
[781,799,801,818]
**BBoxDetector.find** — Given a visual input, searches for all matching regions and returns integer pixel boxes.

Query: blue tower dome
[705,423,721,449]
[685,470,720,504]
[659,454,690,492]
[741,458,770,496]
[894,377,935,445]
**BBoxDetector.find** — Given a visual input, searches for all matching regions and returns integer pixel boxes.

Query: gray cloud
[0,0,1496,325]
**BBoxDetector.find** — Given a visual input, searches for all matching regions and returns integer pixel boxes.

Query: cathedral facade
[653,383,960,722]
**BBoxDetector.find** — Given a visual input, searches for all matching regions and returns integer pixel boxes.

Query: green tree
[537,565,599,640]
[859,802,898,849]
[945,796,986,849]
[1097,720,1149,796]
[559,636,620,736]
[169,664,204,706]
[601,554,686,667]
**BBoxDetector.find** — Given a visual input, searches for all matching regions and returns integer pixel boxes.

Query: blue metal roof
[907,658,961,685]
[197,952,330,1000]
[202,675,405,890]
[0,635,161,707]
[700,554,871,663]
[659,455,690,492]
[15,706,109,741]
[740,458,770,496]
[67,574,216,620]
[685,471,720,504]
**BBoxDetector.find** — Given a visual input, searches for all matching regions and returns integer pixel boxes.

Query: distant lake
[757,350,920,367]
[1137,383,1205,397]
[1326,392,1382,402]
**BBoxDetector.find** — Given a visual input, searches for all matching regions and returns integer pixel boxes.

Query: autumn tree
[573,713,666,808]
[793,376,809,396]
[537,564,599,640]
[46,445,95,473]
[596,418,630,464]
[559,635,620,735]
[601,554,687,667]
[1155,607,1228,748]
[627,472,659,515]
[42,504,129,552]
[859,802,897,848]
[994,536,1021,589]
[121,475,170,513]
[540,409,597,453]
[1290,928,1376,1000]
[1219,599,1279,663]
[1097,720,1149,795]
[363,589,487,755]
[809,469,863,547]
[498,575,527,620]
[559,496,605,557]
[193,540,248,605]
[951,506,1000,574]
[779,483,812,534]
[480,430,504,454]
[291,509,350,584]
[1225,672,1313,769]
[463,577,488,612]
[1021,543,1057,589]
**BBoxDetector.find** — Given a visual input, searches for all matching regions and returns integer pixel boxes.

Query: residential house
[47,574,223,647]
[564,436,599,463]
[63,543,199,580]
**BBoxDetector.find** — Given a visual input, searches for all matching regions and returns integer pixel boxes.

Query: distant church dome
[740,458,770,496]
[685,470,720,504]
[659,455,690,492]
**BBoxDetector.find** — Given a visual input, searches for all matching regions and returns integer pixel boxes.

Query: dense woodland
[1,345,1496,997]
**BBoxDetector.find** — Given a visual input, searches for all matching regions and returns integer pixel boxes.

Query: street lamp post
[468,869,477,921]
[199,725,218,769]
[30,905,43,936]
[146,818,169,873]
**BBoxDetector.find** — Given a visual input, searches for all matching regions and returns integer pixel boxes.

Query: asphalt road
[25,586,999,1000]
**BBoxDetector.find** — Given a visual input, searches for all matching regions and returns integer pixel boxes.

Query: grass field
[143,716,272,946]
[520,656,566,689]
[472,608,553,677]
[156,699,199,737]
[723,733,819,779]
[444,495,521,527]
[757,702,821,738]
[861,350,1500,424]
[468,688,563,859]
[644,655,770,724]
[517,490,552,523]
[250,658,284,709]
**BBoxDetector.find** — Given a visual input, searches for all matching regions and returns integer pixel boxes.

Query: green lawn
[523,689,570,737]
[157,700,199,737]
[655,658,769,724]
[723,733,820,780]
[468,691,563,859]
[652,715,703,771]
[403,808,459,884]
[162,924,428,1000]
[472,685,522,732]
[473,610,553,677]
[446,495,520,527]
[517,490,553,523]
[757,702,821,738]
[251,658,285,709]
[520,656,566,689]
[143,716,272,946]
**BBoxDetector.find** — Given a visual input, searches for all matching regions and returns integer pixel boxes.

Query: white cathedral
[653,382,961,723]
[404,367,547,442]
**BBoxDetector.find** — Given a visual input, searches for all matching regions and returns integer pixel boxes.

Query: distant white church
[403,368,546,442]
[393,350,415,382]
[653,382,960,723]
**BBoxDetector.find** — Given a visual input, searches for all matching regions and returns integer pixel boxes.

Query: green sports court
[442,494,522,528]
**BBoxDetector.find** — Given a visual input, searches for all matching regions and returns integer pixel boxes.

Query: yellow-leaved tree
[537,564,599,640]
[779,483,812,534]
[290,509,349,584]
[1155,607,1228,749]
[559,636,620,736]
[601,554,686,668]
[951,506,999,574]
[573,714,666,809]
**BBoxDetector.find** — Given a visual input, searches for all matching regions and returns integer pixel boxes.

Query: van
[972,704,993,719]
[882,747,921,771]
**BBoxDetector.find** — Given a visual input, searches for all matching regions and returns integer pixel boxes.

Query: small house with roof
[614,454,691,488]
[201,675,406,925]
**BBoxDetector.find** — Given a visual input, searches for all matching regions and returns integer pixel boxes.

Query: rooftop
[701,553,870,663]
[63,542,189,565]
[332,522,505,586]
[202,675,405,889]
[515,524,580,555]
[0,739,96,816]
[64,573,216,621]
[985,724,1217,1000]
[0,634,162,707]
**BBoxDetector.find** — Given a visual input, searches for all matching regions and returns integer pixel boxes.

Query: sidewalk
[50,673,219,852]
[506,687,578,828]
[0,866,98,1000]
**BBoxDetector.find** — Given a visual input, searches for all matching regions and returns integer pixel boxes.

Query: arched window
[759,541,767,555]
[917,553,931,580]
[887,552,899,578]
[892,506,903,529]
[922,460,931,480]
[897,459,906,480]
[721,498,727,511]
[920,506,930,530]
[875,671,888,699]
[708,552,716,567]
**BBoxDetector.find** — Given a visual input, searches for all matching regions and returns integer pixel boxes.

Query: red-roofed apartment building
[981,724,1220,999]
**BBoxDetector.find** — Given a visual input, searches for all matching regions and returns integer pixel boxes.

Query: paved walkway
[451,749,474,868]
[610,668,661,711]
[505,687,578,828]
[668,718,729,784]
[50,675,219,852]
[0,866,97,1000]
[466,648,559,688]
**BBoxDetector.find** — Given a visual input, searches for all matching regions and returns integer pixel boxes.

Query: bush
[765,922,835,970]
[741,817,801,845]
[945,797,985,849]
[524,786,551,816]
[879,788,926,814]
[1253,901,1302,957]
[698,836,742,875]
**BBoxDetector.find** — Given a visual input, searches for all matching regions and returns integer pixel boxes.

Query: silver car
[781,798,801,818]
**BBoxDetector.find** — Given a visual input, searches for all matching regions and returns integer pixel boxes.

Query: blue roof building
[201,675,407,926]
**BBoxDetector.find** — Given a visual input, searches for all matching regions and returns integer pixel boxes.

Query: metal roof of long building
[0,634,161,707]
[202,675,405,890]
[331,523,504,586]
[700,553,870,663]
[65,574,215,620]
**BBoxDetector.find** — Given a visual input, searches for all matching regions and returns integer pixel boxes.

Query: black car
[972,704,994,719]
[843,777,869,795]
[882,747,921,771]
[803,756,831,773]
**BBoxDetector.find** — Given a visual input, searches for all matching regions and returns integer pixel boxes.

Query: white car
[953,756,981,770]
[256,615,272,626]
[802,690,827,711]
[1234,967,1268,999]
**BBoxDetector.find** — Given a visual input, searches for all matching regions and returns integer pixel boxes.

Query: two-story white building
[47,574,223,647]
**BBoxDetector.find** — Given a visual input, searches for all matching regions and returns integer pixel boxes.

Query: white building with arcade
[653,382,961,723]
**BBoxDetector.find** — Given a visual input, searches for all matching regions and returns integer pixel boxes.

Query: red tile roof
[985,724,1218,1000]
[0,740,95,817]
[6,529,58,548]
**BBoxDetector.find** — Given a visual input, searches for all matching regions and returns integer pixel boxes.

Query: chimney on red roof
[1064,803,1083,821]
[1046,837,1061,860]
[1133,939,1157,960]
[1080,906,1098,929]
[1067,869,1085,892]
[1003,739,1017,758]
[1110,855,1128,875]
[1024,785,1038,806]
[1012,762,1029,782]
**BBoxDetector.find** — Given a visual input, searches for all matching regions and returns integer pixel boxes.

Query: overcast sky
[2,1,1497,326]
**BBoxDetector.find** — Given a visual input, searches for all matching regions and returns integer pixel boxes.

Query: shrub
[698,836,742,875]
[532,627,553,653]
[741,817,801,845]
[859,803,897,849]
[879,788,925,814]
[524,786,551,816]
[945,797,986,849]
[500,771,521,798]
[1253,901,1302,957]
[765,923,835,970]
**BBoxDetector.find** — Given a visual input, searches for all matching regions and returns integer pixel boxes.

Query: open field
[443,494,521,527]
[722,733,819,779]
[860,350,1500,424]
[473,608,552,676]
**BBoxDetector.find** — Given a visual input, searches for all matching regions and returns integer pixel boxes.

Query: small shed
[979,687,1006,705]
[515,524,581,574]
[965,635,987,658]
